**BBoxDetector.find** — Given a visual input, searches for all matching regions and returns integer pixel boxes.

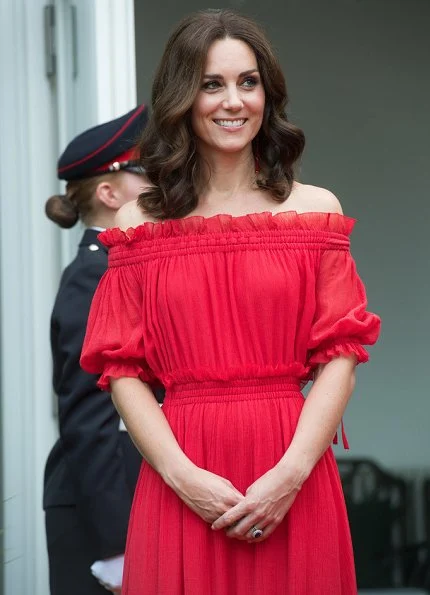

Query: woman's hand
[171,466,245,524]
[211,462,308,543]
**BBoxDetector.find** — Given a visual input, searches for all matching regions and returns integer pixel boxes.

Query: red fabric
[81,211,380,594]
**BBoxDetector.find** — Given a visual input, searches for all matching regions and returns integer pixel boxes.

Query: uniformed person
[43,105,163,595]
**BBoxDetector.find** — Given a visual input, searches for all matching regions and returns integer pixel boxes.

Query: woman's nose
[222,86,243,111]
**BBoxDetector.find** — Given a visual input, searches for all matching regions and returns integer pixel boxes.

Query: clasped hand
[174,464,304,543]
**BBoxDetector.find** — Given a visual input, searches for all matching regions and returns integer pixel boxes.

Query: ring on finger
[250,525,263,539]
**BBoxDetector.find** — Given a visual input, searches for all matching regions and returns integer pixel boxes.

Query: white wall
[0,2,60,594]
[134,0,430,471]
[0,1,137,594]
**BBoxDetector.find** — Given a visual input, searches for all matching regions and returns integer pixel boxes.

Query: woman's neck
[198,148,256,208]
[85,211,117,230]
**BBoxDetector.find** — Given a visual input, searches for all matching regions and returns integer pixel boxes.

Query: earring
[254,151,261,175]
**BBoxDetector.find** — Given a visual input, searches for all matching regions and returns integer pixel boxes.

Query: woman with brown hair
[43,106,153,595]
[81,10,380,594]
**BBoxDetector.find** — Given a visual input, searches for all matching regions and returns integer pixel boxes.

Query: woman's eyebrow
[202,68,259,79]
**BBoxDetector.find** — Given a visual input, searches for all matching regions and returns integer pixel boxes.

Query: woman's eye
[202,80,221,90]
[242,76,258,88]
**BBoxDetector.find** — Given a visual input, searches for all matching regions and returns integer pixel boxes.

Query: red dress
[81,211,380,595]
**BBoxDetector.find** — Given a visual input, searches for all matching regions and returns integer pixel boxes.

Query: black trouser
[45,506,108,595]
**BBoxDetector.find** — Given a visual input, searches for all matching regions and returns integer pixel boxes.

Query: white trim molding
[0,1,137,594]
[93,0,137,121]
[0,1,59,594]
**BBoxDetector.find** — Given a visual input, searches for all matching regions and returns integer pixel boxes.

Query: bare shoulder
[290,182,343,214]
[114,199,156,231]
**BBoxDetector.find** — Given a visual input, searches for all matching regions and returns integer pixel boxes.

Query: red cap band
[93,146,139,174]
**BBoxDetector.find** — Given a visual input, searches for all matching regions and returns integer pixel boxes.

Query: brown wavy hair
[138,9,305,220]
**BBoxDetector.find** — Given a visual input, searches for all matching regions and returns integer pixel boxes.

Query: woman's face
[191,37,265,158]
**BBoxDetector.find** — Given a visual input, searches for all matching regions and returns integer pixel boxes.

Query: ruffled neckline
[100,210,355,247]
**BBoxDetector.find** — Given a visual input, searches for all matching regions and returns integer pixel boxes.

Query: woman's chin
[213,141,253,155]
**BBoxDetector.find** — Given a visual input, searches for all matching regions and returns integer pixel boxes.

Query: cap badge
[109,161,121,172]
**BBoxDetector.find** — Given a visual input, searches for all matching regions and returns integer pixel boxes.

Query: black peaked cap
[57,105,148,181]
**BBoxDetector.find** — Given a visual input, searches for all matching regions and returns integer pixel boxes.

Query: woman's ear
[95,180,121,210]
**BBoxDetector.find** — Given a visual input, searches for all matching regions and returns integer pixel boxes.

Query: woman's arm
[111,377,244,522]
[280,354,356,475]
[211,355,356,541]
[111,377,189,480]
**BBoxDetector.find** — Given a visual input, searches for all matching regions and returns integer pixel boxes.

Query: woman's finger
[245,521,278,544]
[211,500,250,531]
[225,516,265,540]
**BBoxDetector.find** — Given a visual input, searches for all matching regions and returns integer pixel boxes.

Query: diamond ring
[251,525,263,539]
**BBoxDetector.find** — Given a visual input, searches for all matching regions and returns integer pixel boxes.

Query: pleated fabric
[81,211,381,594]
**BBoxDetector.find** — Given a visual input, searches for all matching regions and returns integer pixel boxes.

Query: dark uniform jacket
[44,229,144,559]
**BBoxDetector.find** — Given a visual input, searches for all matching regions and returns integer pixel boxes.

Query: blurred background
[1,0,429,593]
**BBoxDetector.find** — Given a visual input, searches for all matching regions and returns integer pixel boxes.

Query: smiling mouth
[213,119,247,128]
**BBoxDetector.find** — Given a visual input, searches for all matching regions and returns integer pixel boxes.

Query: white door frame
[0,1,136,594]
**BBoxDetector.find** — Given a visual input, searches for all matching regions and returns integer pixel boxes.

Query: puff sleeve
[307,247,381,373]
[81,263,156,391]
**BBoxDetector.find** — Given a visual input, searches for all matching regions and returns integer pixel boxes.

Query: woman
[43,106,153,595]
[81,10,380,594]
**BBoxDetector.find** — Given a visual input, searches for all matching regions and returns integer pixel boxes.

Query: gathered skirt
[122,377,356,595]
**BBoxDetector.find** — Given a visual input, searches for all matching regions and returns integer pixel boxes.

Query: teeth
[214,119,246,127]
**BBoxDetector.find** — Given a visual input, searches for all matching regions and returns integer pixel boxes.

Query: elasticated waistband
[164,376,302,405]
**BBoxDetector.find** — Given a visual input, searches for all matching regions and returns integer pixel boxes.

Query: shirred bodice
[81,211,380,391]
